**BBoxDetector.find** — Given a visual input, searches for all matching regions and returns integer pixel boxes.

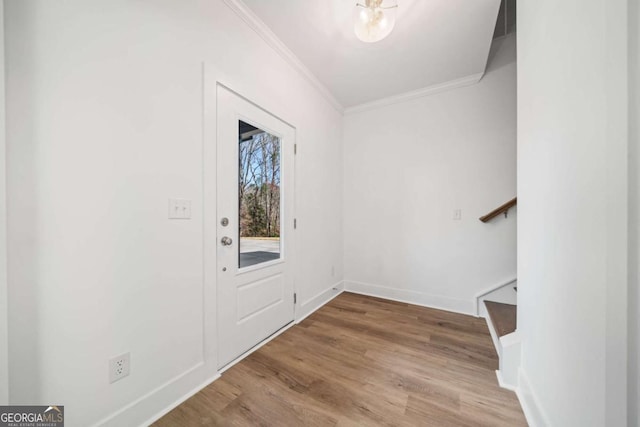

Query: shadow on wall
[5,0,45,403]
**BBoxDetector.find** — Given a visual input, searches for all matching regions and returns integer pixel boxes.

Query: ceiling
[240,0,502,109]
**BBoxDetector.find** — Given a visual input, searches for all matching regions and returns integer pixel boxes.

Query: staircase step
[484,301,517,337]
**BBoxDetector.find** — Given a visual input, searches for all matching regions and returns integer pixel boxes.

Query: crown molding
[344,72,485,115]
[222,0,345,113]
[221,0,487,117]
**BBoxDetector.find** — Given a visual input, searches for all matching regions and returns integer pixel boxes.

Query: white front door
[216,86,295,369]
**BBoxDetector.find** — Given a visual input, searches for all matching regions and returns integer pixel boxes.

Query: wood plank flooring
[154,292,527,426]
[484,301,517,337]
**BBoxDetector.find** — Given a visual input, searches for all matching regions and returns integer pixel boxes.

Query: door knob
[220,236,233,246]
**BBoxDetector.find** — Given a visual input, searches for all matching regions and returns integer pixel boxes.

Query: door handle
[220,236,233,246]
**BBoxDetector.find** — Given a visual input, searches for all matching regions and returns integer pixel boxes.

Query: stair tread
[484,301,517,337]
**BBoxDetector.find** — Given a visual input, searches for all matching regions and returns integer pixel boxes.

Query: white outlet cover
[109,352,130,383]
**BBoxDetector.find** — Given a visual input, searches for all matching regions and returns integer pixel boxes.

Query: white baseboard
[94,362,219,427]
[222,281,345,373]
[516,368,550,427]
[496,370,517,392]
[474,277,517,316]
[98,281,345,426]
[344,280,474,316]
[485,309,521,393]
[297,281,344,323]
[485,312,503,359]
[139,372,221,427]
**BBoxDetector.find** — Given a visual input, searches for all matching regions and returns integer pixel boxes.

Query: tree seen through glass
[238,121,281,268]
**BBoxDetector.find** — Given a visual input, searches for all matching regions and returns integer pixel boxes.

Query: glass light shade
[353,0,398,43]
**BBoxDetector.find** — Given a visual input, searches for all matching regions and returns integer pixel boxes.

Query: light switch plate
[169,199,191,219]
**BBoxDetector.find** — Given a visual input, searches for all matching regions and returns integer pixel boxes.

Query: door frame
[203,65,298,372]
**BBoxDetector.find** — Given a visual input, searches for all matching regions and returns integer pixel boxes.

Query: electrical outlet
[331,265,335,277]
[109,353,130,383]
[453,209,462,220]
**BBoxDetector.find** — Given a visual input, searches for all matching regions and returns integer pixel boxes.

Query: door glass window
[238,120,281,268]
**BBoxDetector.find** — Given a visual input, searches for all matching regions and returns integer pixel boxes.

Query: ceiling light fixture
[354,0,398,43]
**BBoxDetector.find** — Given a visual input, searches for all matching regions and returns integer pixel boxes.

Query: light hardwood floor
[154,292,527,426]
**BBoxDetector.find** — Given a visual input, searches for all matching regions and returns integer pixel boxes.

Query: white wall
[630,0,640,424]
[4,1,343,425]
[0,0,9,406]
[342,34,517,315]
[517,0,629,425]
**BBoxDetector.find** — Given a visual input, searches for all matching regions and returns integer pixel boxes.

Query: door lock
[220,236,233,246]
[220,217,229,226]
